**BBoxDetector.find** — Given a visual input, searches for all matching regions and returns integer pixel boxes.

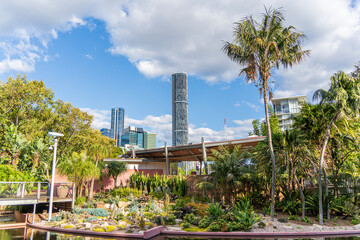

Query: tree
[313,70,360,225]
[222,7,309,219]
[57,152,99,197]
[88,143,109,200]
[107,161,127,188]
[208,145,252,203]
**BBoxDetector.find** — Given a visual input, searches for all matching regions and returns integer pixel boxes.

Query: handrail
[0,182,73,184]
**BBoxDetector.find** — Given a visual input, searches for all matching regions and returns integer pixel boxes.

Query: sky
[0,0,359,146]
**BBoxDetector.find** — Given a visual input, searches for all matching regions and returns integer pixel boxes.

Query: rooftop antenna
[224,118,227,140]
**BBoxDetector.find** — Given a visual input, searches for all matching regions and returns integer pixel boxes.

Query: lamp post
[48,132,63,221]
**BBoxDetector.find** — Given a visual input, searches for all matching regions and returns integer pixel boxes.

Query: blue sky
[0,0,359,146]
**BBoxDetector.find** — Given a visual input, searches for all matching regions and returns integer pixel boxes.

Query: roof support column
[201,137,208,175]
[165,142,170,175]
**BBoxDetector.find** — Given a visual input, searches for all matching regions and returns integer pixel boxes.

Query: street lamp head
[48,132,64,137]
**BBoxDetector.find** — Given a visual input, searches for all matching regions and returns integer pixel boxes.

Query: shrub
[184,227,207,232]
[184,213,199,225]
[93,228,105,232]
[182,221,191,229]
[64,225,74,229]
[288,215,299,221]
[208,222,221,232]
[75,196,87,206]
[198,216,211,228]
[277,218,288,223]
[206,203,224,220]
[50,216,61,222]
[76,208,109,217]
[105,225,116,232]
[167,215,176,225]
[302,216,312,224]
[111,187,142,198]
[258,221,266,228]
[233,209,261,231]
[352,215,360,225]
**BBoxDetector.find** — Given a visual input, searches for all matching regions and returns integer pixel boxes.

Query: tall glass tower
[172,72,189,146]
[110,107,125,147]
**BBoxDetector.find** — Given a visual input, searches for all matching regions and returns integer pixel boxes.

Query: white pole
[48,138,58,221]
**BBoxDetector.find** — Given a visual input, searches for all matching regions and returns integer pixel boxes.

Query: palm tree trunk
[318,112,338,225]
[294,172,305,220]
[324,171,330,220]
[88,160,98,200]
[263,91,276,220]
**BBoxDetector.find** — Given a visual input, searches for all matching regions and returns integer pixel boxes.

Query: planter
[57,187,68,198]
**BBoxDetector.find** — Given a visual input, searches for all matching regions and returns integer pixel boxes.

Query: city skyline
[0,1,359,146]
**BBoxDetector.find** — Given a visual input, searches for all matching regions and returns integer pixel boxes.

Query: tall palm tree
[222,8,309,219]
[313,71,360,224]
[88,144,109,200]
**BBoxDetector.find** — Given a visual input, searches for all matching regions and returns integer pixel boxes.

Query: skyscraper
[172,72,189,146]
[110,107,125,147]
[100,128,111,138]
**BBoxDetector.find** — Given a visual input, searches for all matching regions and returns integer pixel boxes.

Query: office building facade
[121,126,144,148]
[110,107,125,147]
[272,96,307,131]
[172,72,189,146]
[144,132,156,149]
[100,128,111,138]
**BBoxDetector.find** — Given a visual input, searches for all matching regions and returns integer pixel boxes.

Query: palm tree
[88,144,109,200]
[313,71,360,224]
[208,145,251,203]
[107,161,127,188]
[222,8,309,219]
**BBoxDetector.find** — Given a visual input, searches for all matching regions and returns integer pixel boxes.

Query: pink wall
[55,168,164,193]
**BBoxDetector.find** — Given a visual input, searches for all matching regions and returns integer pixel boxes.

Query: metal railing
[0,181,74,201]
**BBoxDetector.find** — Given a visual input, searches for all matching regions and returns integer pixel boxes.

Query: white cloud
[1,0,359,96]
[80,108,111,130]
[82,107,254,145]
[85,54,93,60]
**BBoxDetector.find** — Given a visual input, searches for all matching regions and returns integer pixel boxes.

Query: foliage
[75,208,109,217]
[110,187,142,198]
[182,221,191,229]
[0,75,114,188]
[232,208,261,231]
[184,213,200,225]
[206,203,225,220]
[222,7,309,219]
[107,161,127,187]
[129,172,187,198]
[198,216,211,228]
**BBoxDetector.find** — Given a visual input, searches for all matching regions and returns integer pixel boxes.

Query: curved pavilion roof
[128,136,266,163]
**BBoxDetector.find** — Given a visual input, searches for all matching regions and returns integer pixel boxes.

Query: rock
[83,223,91,228]
[313,224,323,230]
[284,225,293,229]
[167,226,182,231]
[138,231,144,235]
[104,203,111,209]
[175,219,183,225]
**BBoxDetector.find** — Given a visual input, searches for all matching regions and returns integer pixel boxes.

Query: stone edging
[27,223,162,239]
[27,223,360,239]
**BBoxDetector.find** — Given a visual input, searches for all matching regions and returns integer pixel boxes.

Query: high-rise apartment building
[144,132,156,149]
[272,96,307,131]
[172,72,189,146]
[100,128,111,138]
[110,107,125,147]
